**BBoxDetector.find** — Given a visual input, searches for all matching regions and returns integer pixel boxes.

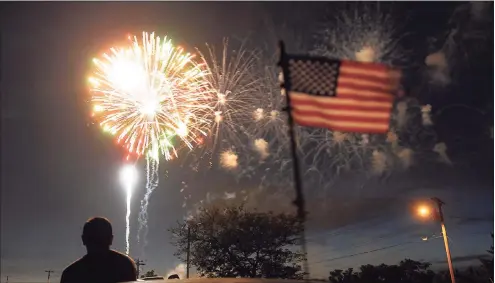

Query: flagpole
[278,40,310,279]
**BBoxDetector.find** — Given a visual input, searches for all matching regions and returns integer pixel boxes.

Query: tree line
[167,204,493,282]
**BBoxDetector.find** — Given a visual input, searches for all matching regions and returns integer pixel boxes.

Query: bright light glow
[417,205,431,218]
[120,164,138,189]
[220,150,238,170]
[176,122,188,138]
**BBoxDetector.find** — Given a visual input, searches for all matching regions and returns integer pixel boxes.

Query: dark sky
[1,2,493,282]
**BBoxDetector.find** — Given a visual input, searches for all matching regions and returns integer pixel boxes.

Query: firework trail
[126,190,132,254]
[137,155,160,254]
[119,164,138,255]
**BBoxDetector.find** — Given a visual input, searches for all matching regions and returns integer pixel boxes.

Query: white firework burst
[185,38,260,170]
[314,3,407,65]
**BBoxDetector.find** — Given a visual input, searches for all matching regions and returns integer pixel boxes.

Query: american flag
[280,54,401,134]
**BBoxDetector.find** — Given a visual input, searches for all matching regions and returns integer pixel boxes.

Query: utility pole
[45,270,54,283]
[135,258,146,278]
[432,197,456,283]
[6,276,9,283]
[186,226,191,279]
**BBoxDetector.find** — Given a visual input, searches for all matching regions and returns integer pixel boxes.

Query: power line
[305,229,420,262]
[306,221,475,262]
[305,213,474,245]
[308,234,456,267]
[304,223,488,271]
[310,241,417,265]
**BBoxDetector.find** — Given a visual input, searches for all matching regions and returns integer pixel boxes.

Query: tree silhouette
[328,259,435,283]
[329,268,357,283]
[169,205,306,278]
[480,233,493,281]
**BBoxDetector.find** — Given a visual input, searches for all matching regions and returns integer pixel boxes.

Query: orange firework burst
[88,32,213,160]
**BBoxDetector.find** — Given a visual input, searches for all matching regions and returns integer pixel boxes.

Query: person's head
[81,217,113,252]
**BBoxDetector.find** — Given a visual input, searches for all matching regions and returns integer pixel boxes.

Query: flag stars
[287,58,341,96]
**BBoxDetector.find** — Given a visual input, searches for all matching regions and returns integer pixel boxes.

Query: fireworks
[193,39,260,168]
[426,2,492,87]
[421,105,433,126]
[314,3,407,66]
[265,3,401,183]
[212,3,447,194]
[396,148,413,169]
[253,138,270,160]
[88,31,215,257]
[251,63,291,156]
[88,32,212,161]
[433,142,452,165]
[81,3,485,262]
[220,149,239,170]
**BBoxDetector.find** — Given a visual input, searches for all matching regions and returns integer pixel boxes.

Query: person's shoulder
[61,257,85,278]
[63,257,85,270]
[109,250,135,264]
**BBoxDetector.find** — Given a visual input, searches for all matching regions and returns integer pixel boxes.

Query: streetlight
[417,205,431,218]
[416,197,456,283]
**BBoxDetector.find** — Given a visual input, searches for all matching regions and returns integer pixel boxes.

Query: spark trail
[126,190,131,254]
[137,155,160,254]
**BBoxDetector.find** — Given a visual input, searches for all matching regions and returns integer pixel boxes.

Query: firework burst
[314,3,407,66]
[88,32,212,161]
[187,38,260,169]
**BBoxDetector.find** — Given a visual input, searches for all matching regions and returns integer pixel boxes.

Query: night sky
[1,2,493,282]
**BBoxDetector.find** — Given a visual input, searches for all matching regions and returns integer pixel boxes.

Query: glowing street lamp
[415,198,456,283]
[417,205,431,218]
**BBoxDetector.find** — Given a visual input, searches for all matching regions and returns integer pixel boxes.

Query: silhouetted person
[60,217,137,283]
[168,274,180,280]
